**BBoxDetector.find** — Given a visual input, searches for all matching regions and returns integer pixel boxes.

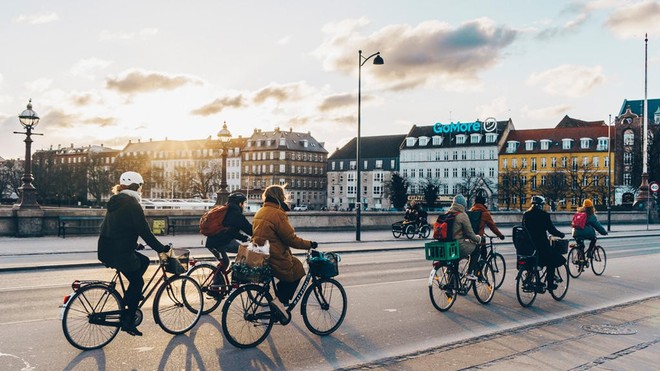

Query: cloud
[40,109,78,129]
[253,83,304,104]
[105,69,201,94]
[14,12,59,25]
[191,95,246,116]
[277,36,292,45]
[25,78,53,93]
[70,58,113,79]
[314,17,517,91]
[99,27,159,41]
[82,116,116,127]
[318,93,355,112]
[605,0,660,39]
[475,97,511,120]
[521,104,574,121]
[527,64,605,97]
[536,13,589,40]
[70,93,96,106]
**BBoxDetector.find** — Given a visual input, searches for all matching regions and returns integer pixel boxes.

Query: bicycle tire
[428,266,457,311]
[516,269,538,308]
[153,275,203,335]
[301,278,347,336]
[488,252,507,290]
[420,225,431,239]
[61,284,122,350]
[473,262,495,304]
[567,247,584,278]
[392,227,402,239]
[404,224,416,239]
[187,263,223,314]
[590,246,607,276]
[550,263,570,301]
[221,284,274,348]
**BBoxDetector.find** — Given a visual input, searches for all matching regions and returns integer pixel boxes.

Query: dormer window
[470,133,482,143]
[456,134,467,144]
[406,137,417,147]
[562,138,573,150]
[506,140,519,153]
[279,138,286,146]
[540,139,552,150]
[655,107,660,125]
[580,138,591,149]
[432,136,444,145]
[485,133,497,143]
[303,139,309,148]
[525,140,536,151]
[419,136,429,146]
[596,137,609,151]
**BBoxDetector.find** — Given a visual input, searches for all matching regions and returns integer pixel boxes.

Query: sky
[1,0,660,160]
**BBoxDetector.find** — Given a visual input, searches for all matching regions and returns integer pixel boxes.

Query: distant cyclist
[204,192,253,295]
[571,199,607,255]
[404,201,420,224]
[469,195,505,259]
[522,196,565,291]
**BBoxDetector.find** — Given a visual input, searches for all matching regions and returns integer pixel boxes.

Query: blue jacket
[572,212,607,240]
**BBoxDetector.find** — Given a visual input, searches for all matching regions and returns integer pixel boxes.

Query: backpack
[512,225,536,256]
[433,212,457,241]
[466,210,482,235]
[199,205,230,236]
[571,212,587,230]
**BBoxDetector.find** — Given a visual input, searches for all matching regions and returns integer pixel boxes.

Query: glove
[603,232,608,236]
[499,235,505,241]
[559,233,566,239]
[310,241,318,249]
[162,243,171,253]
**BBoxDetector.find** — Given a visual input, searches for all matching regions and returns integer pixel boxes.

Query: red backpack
[199,205,230,236]
[571,212,587,230]
[433,212,457,241]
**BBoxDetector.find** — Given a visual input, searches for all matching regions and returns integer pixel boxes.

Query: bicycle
[221,249,347,348]
[427,241,495,312]
[567,238,607,278]
[477,234,507,290]
[60,246,203,351]
[404,219,431,239]
[186,256,233,315]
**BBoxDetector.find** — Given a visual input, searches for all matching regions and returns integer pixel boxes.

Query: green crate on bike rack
[425,241,460,261]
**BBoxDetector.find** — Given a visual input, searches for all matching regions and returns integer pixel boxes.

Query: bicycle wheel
[404,224,416,239]
[473,262,495,304]
[567,247,584,278]
[419,225,431,239]
[222,284,274,348]
[301,278,347,336]
[187,263,223,315]
[590,246,607,276]
[392,226,402,238]
[550,263,570,301]
[61,284,122,350]
[516,269,538,308]
[153,275,203,335]
[489,253,507,290]
[428,266,457,311]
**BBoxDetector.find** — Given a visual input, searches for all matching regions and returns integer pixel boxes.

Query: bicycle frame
[429,257,471,294]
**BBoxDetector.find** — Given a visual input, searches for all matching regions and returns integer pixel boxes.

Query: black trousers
[121,252,150,323]
[276,278,301,303]
[208,240,240,285]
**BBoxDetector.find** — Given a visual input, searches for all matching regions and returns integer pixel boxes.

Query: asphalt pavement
[2,224,659,370]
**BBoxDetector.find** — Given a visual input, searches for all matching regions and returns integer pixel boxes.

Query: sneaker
[121,320,143,336]
[271,298,291,325]
[547,283,558,291]
[466,273,478,281]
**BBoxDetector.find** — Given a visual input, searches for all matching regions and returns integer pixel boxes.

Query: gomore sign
[432,117,498,134]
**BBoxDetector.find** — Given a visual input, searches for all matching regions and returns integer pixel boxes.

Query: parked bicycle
[221,249,347,348]
[186,256,234,315]
[567,239,607,278]
[426,241,495,312]
[477,233,506,290]
[60,246,203,350]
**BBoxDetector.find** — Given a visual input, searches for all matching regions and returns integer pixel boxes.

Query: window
[531,158,537,171]
[279,164,286,173]
[624,173,632,185]
[583,157,589,166]
[540,139,551,150]
[279,138,286,146]
[521,158,527,168]
[461,168,467,177]
[453,151,458,160]
[502,159,508,169]
[593,157,599,167]
[561,157,567,168]
[470,134,481,143]
[435,168,441,178]
[456,134,467,144]
[453,168,458,178]
[623,130,634,146]
[444,151,449,161]
[444,168,449,178]
[512,158,518,168]
[597,137,609,151]
[489,168,495,177]
[432,136,443,145]
[406,137,417,147]
[427,169,432,178]
[624,152,633,165]
[506,141,519,153]
[580,138,591,149]
[531,176,537,190]
[541,158,547,168]
[485,133,497,143]
[349,161,356,170]
[525,140,535,151]
[604,156,609,168]
[541,175,547,186]
[375,160,383,169]
[419,137,429,146]
[461,151,467,160]
[562,139,573,149]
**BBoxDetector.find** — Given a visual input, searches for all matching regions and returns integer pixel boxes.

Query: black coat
[97,192,168,272]
[205,202,253,250]
[522,206,566,268]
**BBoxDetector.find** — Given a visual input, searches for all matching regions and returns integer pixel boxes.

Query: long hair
[262,184,290,208]
[579,206,596,216]
[111,183,140,195]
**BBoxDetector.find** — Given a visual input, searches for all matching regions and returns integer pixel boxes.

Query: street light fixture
[356,50,384,241]
[216,121,232,206]
[14,99,43,209]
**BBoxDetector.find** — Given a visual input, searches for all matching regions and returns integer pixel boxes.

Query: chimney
[137,138,141,143]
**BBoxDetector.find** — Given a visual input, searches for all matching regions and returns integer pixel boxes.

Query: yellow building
[498,117,615,211]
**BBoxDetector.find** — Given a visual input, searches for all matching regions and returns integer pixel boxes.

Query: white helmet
[119,171,144,186]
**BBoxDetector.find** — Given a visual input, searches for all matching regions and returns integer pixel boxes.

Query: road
[0,232,658,370]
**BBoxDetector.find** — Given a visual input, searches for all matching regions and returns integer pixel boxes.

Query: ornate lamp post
[356,50,384,241]
[14,99,43,209]
[216,121,232,206]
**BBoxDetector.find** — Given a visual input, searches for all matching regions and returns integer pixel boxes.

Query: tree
[420,177,442,210]
[498,167,527,211]
[567,162,598,206]
[386,172,409,210]
[1,160,23,201]
[537,170,569,209]
[86,152,114,205]
[113,154,152,195]
[457,172,496,208]
[191,160,221,199]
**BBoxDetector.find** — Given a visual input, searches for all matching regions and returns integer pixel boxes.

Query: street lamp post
[356,50,384,241]
[216,121,232,206]
[607,114,612,232]
[13,99,43,209]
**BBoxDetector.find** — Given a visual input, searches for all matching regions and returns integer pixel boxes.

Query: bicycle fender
[427,268,437,287]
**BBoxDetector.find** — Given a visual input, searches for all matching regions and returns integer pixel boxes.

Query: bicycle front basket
[308,252,340,278]
[165,248,189,275]
[231,262,272,284]
[551,238,569,254]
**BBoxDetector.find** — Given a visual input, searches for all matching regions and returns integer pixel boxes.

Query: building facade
[326,134,405,211]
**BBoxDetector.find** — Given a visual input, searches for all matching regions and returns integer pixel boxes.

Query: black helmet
[475,195,487,205]
[228,192,247,204]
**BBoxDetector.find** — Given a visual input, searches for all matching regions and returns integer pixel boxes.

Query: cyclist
[469,195,505,259]
[571,199,607,258]
[522,196,565,291]
[446,194,482,280]
[204,192,253,296]
[404,201,420,224]
[251,184,318,323]
[97,171,171,336]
